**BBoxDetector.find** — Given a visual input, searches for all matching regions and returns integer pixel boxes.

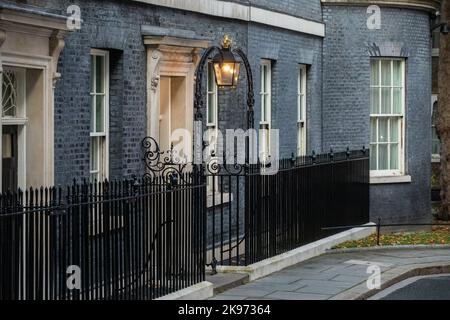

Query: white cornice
[133,0,325,37]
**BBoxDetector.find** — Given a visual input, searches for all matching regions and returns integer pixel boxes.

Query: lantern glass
[212,49,240,87]
[213,61,240,87]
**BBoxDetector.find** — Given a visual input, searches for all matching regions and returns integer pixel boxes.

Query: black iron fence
[0,148,369,299]
[206,149,370,268]
[0,174,205,300]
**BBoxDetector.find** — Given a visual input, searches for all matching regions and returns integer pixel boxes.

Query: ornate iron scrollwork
[141,137,190,184]
[204,151,247,176]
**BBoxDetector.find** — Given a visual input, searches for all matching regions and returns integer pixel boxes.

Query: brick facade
[7,0,435,224]
[322,5,432,224]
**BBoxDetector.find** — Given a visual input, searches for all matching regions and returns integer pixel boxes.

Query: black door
[2,125,18,191]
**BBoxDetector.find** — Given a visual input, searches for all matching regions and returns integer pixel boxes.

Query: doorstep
[206,273,249,295]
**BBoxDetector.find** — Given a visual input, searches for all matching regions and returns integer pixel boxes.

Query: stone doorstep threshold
[155,281,214,300]
[331,262,450,300]
[211,222,376,282]
[206,273,249,295]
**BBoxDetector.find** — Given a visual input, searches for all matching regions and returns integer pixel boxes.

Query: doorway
[159,76,189,160]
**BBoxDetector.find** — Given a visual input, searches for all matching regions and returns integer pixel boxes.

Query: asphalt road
[372,275,450,300]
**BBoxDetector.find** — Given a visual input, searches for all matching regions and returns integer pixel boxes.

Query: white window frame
[297,64,307,156]
[89,49,109,182]
[1,65,27,191]
[370,58,405,177]
[206,62,219,193]
[260,59,272,161]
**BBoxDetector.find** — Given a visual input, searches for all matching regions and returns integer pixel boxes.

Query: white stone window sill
[207,192,233,208]
[370,175,412,185]
[432,154,441,163]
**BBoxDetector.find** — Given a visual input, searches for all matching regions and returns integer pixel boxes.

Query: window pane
[432,102,438,123]
[370,118,377,143]
[390,119,399,143]
[378,118,388,142]
[370,87,379,114]
[208,93,215,124]
[299,95,304,121]
[390,143,398,170]
[90,95,95,132]
[381,88,391,114]
[90,137,98,171]
[393,88,402,114]
[370,60,379,86]
[96,95,104,133]
[381,60,391,86]
[370,145,377,170]
[264,94,270,121]
[95,56,104,94]
[378,144,388,170]
[299,68,304,94]
[393,60,402,86]
[2,69,20,117]
[208,63,215,92]
[261,94,265,122]
[2,133,12,158]
[432,128,441,154]
[261,65,266,92]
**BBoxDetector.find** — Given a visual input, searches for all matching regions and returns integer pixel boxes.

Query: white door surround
[144,35,209,157]
[0,4,70,191]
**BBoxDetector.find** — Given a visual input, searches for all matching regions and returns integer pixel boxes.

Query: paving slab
[265,291,330,300]
[220,288,276,298]
[212,248,450,300]
[296,285,345,295]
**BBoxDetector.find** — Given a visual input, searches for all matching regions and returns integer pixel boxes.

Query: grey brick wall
[13,0,432,226]
[34,0,250,185]
[322,5,432,224]
[30,0,323,185]
[248,24,323,157]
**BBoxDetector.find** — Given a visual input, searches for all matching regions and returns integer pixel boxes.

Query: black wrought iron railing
[205,148,370,268]
[0,174,206,300]
[0,147,370,299]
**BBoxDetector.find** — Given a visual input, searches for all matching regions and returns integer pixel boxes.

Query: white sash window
[297,65,307,156]
[370,59,405,176]
[260,60,272,162]
[90,49,109,182]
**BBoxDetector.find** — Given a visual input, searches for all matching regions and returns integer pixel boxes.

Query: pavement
[210,247,450,300]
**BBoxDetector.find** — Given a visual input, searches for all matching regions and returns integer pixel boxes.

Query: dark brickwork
[29,0,251,185]
[248,24,323,157]
[322,5,432,224]
[9,0,433,225]
[33,0,323,185]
